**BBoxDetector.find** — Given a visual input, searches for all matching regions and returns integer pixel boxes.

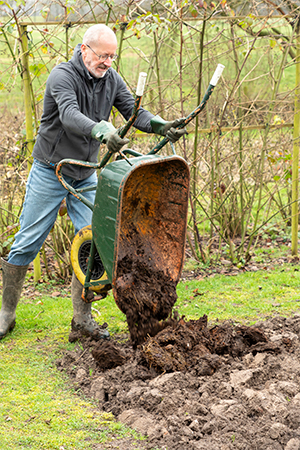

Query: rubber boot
[0,257,29,339]
[71,273,110,340]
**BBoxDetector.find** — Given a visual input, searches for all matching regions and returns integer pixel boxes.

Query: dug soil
[57,313,300,450]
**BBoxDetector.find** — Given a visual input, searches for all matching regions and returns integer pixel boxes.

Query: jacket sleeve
[113,74,155,133]
[46,67,96,136]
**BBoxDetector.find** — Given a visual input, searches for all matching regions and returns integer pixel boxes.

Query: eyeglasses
[85,44,118,62]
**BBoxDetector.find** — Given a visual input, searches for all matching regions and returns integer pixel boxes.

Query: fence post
[291,22,300,256]
[20,24,41,282]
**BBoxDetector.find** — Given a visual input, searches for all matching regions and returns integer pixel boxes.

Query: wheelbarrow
[55,65,225,321]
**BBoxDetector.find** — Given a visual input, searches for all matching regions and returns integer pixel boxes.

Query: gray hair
[82,24,117,46]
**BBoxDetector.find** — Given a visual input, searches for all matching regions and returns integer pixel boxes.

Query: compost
[58,313,300,450]
[114,257,178,348]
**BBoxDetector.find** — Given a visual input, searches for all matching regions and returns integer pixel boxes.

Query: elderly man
[0,24,186,340]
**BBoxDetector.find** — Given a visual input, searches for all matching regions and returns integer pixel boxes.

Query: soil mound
[56,314,300,449]
[141,315,280,374]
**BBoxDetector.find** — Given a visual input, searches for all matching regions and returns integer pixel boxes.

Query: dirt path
[57,313,300,450]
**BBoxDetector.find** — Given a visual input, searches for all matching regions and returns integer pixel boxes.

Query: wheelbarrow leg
[82,238,97,301]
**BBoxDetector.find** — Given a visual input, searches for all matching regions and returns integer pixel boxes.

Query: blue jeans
[8,159,97,266]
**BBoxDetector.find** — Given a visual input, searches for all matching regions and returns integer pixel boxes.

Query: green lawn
[177,263,300,323]
[0,282,143,450]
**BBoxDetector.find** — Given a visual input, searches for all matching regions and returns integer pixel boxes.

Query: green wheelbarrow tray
[92,153,190,314]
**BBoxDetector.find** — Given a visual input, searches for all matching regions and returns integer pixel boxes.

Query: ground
[56,310,300,450]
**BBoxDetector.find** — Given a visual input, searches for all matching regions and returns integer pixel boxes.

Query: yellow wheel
[71,225,109,293]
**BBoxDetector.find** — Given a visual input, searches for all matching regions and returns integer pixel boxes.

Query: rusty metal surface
[115,157,190,286]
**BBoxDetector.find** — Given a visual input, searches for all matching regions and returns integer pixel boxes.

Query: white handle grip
[210,64,225,87]
[136,72,147,96]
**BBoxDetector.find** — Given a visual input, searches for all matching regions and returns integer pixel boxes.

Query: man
[0,24,186,340]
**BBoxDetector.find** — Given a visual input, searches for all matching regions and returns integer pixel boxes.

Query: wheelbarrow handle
[147,64,225,155]
[119,72,147,139]
[99,72,148,167]
[55,159,101,211]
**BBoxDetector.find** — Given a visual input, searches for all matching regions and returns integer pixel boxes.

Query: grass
[177,263,300,324]
[0,279,144,449]
[0,335,145,449]
[1,260,300,449]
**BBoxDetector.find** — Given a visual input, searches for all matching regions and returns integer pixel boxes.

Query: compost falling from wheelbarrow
[92,155,190,347]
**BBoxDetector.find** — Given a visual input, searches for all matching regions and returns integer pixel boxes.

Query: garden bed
[57,313,300,450]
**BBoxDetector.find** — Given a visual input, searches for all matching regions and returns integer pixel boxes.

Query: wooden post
[20,25,41,282]
[291,22,300,256]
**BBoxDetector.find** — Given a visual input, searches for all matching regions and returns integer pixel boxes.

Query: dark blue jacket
[33,44,154,180]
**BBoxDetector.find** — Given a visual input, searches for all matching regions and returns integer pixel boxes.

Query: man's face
[81,36,117,78]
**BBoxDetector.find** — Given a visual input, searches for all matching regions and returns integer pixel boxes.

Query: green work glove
[91,121,129,153]
[150,115,187,143]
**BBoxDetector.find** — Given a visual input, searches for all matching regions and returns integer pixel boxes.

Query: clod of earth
[91,340,126,370]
